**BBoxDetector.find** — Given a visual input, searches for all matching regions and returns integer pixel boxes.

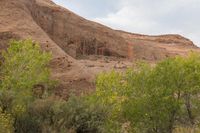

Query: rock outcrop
[27,0,128,58]
[118,31,197,61]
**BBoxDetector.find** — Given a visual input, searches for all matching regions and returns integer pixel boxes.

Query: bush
[15,96,109,133]
[57,96,109,133]
[14,113,41,133]
[28,98,59,133]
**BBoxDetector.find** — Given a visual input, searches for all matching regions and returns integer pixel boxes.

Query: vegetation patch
[1,39,200,133]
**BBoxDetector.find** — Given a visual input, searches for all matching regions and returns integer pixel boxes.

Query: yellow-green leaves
[0,39,52,105]
[96,71,126,117]
[0,39,52,132]
[95,52,200,133]
[0,107,14,133]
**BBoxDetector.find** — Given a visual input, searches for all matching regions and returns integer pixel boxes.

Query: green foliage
[9,94,108,133]
[0,107,14,133]
[95,52,200,133]
[0,39,51,105]
[56,95,109,133]
[96,71,126,115]
[14,96,108,133]
[95,71,128,132]
[14,112,41,133]
[123,61,179,133]
[14,97,60,133]
[0,39,52,132]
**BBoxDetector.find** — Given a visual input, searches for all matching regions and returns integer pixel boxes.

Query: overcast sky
[53,0,200,46]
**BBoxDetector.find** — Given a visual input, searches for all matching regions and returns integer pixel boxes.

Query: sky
[53,0,200,46]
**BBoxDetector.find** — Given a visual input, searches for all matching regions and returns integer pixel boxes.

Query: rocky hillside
[117,31,197,61]
[0,0,199,96]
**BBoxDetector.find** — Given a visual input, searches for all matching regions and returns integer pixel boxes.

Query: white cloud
[53,0,200,46]
[93,0,200,46]
[93,6,158,34]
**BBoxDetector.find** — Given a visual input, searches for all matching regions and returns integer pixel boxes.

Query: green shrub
[14,113,41,133]
[13,98,61,133]
[57,96,109,133]
[28,98,59,133]
[16,96,109,133]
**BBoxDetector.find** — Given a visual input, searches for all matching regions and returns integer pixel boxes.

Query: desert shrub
[13,95,109,133]
[14,113,41,133]
[27,98,60,133]
[55,95,109,133]
[14,98,66,133]
[13,97,62,133]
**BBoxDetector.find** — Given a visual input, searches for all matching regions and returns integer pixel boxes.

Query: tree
[0,39,51,107]
[0,39,52,133]
[95,71,127,132]
[124,53,200,133]
[95,52,200,133]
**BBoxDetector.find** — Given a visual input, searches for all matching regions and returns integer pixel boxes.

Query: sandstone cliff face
[27,0,128,58]
[0,0,69,61]
[0,0,199,95]
[118,31,197,61]
[118,31,195,46]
